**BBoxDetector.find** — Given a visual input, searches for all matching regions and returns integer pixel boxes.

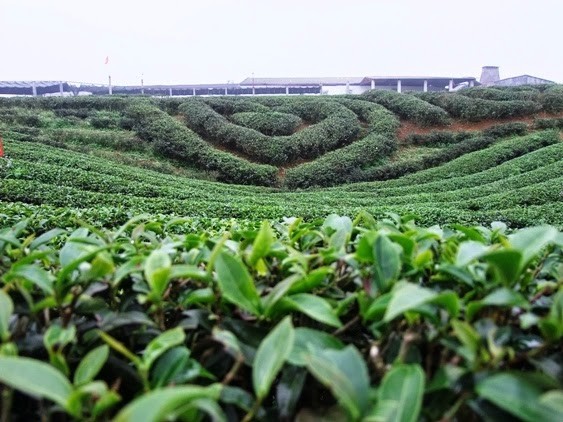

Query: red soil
[397,111,563,143]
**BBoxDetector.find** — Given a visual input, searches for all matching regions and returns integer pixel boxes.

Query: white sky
[1,0,561,85]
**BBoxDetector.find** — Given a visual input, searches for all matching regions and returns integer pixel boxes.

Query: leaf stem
[241,397,262,422]
[1,387,13,422]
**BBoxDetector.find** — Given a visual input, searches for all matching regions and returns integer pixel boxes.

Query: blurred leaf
[144,249,172,297]
[467,288,529,321]
[73,345,109,386]
[5,264,54,295]
[277,365,307,420]
[509,226,558,271]
[384,283,435,322]
[0,290,13,341]
[373,235,402,293]
[215,251,261,316]
[113,384,223,422]
[282,293,342,328]
[368,364,425,422]
[288,328,344,366]
[456,241,488,266]
[248,221,274,267]
[476,373,561,422]
[483,249,523,286]
[305,345,370,420]
[142,327,186,371]
[253,316,295,400]
[0,356,74,415]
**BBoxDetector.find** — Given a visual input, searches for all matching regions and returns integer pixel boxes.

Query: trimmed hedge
[230,111,302,135]
[126,102,278,186]
[540,85,563,113]
[179,99,361,165]
[418,93,541,122]
[405,131,473,147]
[336,98,400,137]
[460,86,541,102]
[534,117,563,129]
[362,90,451,126]
[284,134,397,188]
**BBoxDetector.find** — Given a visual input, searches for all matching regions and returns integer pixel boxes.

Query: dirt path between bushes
[397,111,563,142]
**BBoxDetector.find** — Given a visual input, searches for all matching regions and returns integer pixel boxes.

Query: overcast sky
[1,0,561,85]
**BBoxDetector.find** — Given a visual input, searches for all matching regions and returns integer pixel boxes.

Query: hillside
[1,85,563,228]
[1,86,563,421]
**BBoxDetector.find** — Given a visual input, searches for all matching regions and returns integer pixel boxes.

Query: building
[479,66,555,87]
[239,76,477,95]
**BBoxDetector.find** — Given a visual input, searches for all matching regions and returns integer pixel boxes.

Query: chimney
[480,66,500,86]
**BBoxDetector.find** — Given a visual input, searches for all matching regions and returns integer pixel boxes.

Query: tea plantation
[0,86,562,421]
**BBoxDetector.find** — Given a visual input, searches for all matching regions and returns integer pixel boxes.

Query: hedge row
[541,85,563,113]
[126,102,278,186]
[362,89,451,126]
[229,111,302,135]
[417,93,541,122]
[335,98,400,137]
[460,86,542,102]
[284,134,397,188]
[534,117,563,129]
[0,96,131,112]
[179,99,360,165]
[283,97,400,188]
[354,130,561,188]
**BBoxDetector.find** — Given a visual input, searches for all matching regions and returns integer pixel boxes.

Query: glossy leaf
[142,327,186,371]
[144,249,172,297]
[0,356,74,413]
[253,316,295,400]
[248,220,274,266]
[114,384,223,422]
[369,364,425,422]
[73,345,109,386]
[0,290,13,341]
[305,345,370,420]
[476,373,561,422]
[282,293,342,328]
[214,251,261,315]
[373,235,402,293]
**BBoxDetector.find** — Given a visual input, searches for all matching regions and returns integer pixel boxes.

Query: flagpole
[108,75,112,95]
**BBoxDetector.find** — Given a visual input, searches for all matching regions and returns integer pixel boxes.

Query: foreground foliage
[1,214,562,421]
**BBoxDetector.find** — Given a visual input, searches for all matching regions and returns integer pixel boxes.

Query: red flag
[104,56,109,65]
[0,136,4,158]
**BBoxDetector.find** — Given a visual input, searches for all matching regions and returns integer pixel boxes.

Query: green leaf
[0,290,13,341]
[287,267,332,295]
[467,288,530,321]
[98,331,141,367]
[253,316,295,400]
[44,324,76,352]
[214,251,261,316]
[322,214,353,236]
[144,249,172,297]
[282,293,342,328]
[539,289,563,341]
[29,228,66,250]
[305,345,370,420]
[539,391,563,414]
[288,328,344,366]
[0,356,74,413]
[369,364,425,422]
[248,221,274,266]
[483,250,524,286]
[114,384,223,422]
[5,264,54,295]
[384,283,436,322]
[476,373,561,422]
[73,345,109,386]
[151,347,212,389]
[373,235,402,293]
[142,327,186,371]
[509,226,558,271]
[277,365,307,420]
[456,241,488,266]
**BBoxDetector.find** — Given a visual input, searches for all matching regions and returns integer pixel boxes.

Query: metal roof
[240,77,367,86]
[494,75,555,84]
[0,81,65,88]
